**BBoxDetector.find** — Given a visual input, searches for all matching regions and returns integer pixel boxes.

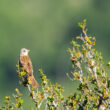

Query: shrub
[0,20,110,110]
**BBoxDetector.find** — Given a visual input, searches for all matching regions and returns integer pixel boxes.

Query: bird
[19,48,39,88]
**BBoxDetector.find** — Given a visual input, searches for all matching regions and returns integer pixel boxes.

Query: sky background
[0,0,110,109]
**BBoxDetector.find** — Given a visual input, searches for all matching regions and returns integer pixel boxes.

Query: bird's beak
[27,49,30,52]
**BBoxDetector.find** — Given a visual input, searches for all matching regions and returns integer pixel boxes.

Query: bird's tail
[28,76,39,88]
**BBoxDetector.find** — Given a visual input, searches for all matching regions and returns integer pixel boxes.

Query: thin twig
[38,99,44,109]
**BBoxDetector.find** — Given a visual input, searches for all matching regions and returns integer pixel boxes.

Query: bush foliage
[0,20,110,110]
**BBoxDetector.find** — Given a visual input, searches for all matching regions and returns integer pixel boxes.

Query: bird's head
[20,48,30,56]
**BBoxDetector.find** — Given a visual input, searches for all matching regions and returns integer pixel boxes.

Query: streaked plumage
[19,48,39,88]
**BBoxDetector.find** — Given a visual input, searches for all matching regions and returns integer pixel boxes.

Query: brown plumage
[19,48,39,88]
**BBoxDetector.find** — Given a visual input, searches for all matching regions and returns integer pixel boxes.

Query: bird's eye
[23,50,26,52]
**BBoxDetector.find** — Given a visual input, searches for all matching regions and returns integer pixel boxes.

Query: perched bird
[19,48,39,88]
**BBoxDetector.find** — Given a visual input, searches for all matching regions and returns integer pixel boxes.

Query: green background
[0,0,110,109]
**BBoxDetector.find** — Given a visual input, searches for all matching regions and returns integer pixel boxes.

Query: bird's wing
[19,56,33,76]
